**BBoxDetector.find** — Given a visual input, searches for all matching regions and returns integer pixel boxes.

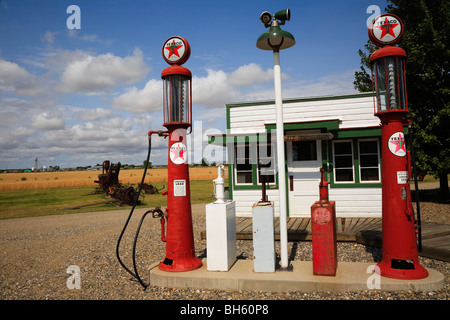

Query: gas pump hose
[115,134,153,290]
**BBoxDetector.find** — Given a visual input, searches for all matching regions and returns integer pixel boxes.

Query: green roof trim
[226,92,373,108]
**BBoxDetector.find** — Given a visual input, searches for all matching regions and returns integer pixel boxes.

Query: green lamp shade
[256,25,295,51]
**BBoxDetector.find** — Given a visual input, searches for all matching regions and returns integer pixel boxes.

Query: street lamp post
[256,9,295,270]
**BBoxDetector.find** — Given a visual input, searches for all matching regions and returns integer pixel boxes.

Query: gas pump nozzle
[148,130,169,138]
[151,207,168,242]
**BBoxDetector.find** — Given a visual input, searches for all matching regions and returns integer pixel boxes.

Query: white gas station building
[209,92,385,218]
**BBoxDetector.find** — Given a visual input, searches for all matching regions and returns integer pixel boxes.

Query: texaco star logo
[388,132,406,157]
[165,39,184,60]
[170,142,187,164]
[312,207,331,225]
[162,36,190,65]
[369,14,403,47]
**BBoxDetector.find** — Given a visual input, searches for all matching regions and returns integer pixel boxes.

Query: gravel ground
[0,183,449,301]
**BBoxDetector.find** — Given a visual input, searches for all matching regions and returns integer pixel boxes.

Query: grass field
[0,180,217,220]
[0,167,226,219]
[0,167,227,191]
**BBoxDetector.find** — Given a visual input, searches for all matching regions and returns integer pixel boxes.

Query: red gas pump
[153,36,202,272]
[368,14,428,279]
[311,168,337,276]
[115,36,201,290]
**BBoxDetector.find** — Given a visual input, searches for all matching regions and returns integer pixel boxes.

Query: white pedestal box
[205,201,236,271]
[252,203,276,273]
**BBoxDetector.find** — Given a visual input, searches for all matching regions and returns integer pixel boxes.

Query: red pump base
[157,124,202,273]
[159,254,202,272]
[377,257,428,280]
[375,111,428,280]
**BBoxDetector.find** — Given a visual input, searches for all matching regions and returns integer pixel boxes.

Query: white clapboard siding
[232,189,279,217]
[229,96,378,133]
[329,188,382,218]
[232,188,381,218]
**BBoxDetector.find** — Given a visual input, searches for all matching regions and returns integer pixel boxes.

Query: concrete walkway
[150,259,445,293]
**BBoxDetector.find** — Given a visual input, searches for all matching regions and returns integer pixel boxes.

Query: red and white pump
[368,14,428,279]
[151,36,202,272]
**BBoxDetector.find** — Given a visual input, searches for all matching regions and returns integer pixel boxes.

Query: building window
[235,143,253,184]
[234,140,275,186]
[292,141,317,161]
[333,140,354,182]
[258,142,275,184]
[359,139,380,182]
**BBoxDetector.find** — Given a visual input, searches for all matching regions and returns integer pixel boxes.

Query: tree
[353,41,377,92]
[354,0,450,199]
[143,160,152,169]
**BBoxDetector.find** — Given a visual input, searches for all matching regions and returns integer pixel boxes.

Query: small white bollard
[252,202,276,273]
[205,201,236,271]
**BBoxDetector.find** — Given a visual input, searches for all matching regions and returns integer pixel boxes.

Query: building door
[286,130,322,217]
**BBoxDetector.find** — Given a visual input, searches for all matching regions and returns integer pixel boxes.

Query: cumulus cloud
[110,63,278,112]
[228,63,273,87]
[32,112,65,130]
[76,107,112,121]
[0,59,43,96]
[57,48,150,95]
[111,79,162,113]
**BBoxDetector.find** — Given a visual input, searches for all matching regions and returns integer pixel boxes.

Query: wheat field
[0,167,228,191]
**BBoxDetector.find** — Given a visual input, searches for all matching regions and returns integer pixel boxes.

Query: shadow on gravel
[412,188,450,204]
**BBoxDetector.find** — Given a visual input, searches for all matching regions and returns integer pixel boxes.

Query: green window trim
[328,138,382,188]
[231,136,279,191]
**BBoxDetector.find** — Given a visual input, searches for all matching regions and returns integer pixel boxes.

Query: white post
[273,50,289,269]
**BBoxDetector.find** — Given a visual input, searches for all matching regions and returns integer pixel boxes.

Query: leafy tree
[354,0,449,199]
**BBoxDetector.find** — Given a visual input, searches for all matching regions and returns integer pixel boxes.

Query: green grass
[0,181,216,220]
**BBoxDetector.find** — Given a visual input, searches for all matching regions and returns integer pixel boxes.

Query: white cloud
[282,70,358,98]
[228,63,273,87]
[32,112,65,130]
[11,127,34,137]
[111,79,162,113]
[41,31,58,44]
[76,107,112,121]
[0,59,43,96]
[57,48,150,95]
[110,63,278,112]
[192,69,240,108]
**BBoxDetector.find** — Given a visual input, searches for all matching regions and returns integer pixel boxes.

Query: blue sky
[0,0,388,169]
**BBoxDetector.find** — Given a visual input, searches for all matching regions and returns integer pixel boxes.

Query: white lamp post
[256,9,295,270]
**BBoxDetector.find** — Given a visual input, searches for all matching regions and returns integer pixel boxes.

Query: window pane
[360,154,379,167]
[236,172,253,184]
[235,144,253,184]
[333,141,354,182]
[335,169,353,182]
[258,169,275,183]
[376,60,387,112]
[361,168,380,181]
[258,142,275,184]
[359,140,380,182]
[236,163,251,171]
[292,141,317,161]
[334,155,353,168]
[359,140,378,154]
[334,142,352,155]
